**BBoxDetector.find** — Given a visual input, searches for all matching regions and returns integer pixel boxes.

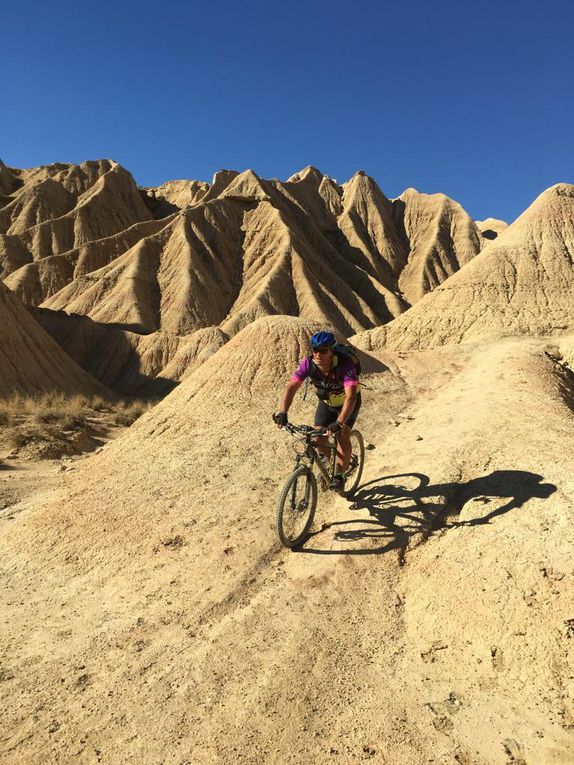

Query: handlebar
[282,423,330,438]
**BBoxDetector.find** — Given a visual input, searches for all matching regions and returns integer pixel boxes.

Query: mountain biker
[273,330,361,492]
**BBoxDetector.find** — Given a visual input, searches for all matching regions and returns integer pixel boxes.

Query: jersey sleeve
[340,359,359,388]
[291,356,310,383]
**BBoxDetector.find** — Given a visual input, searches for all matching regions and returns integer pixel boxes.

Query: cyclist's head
[310,331,336,356]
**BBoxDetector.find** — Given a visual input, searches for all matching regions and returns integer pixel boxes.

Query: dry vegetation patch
[0,393,153,460]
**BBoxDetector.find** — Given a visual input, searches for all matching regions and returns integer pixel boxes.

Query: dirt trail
[1,327,574,764]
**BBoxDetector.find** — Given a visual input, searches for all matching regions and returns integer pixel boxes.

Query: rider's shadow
[300,470,557,556]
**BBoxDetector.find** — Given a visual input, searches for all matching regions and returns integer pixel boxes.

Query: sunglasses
[312,346,331,354]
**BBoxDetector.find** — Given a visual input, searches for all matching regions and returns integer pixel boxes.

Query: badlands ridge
[1,159,574,764]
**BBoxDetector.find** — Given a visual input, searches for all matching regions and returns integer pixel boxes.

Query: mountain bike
[276,423,365,548]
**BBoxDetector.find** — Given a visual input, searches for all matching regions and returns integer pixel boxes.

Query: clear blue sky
[2,0,573,221]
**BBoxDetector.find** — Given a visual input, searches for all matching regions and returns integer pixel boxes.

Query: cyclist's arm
[279,379,303,414]
[337,384,358,426]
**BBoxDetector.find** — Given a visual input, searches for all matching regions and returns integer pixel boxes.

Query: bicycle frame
[283,424,339,486]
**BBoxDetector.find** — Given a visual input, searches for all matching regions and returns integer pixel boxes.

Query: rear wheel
[276,466,317,548]
[345,430,365,494]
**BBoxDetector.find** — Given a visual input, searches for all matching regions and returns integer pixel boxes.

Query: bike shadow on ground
[298,470,557,556]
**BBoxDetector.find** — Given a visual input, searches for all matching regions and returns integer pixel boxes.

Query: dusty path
[1,326,574,764]
[1,457,87,522]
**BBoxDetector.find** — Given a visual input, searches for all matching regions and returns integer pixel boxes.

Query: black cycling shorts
[314,392,361,429]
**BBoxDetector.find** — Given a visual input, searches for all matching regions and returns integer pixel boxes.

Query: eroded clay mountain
[36,167,406,337]
[352,184,574,352]
[0,159,152,278]
[1,159,486,392]
[393,187,483,303]
[0,281,107,397]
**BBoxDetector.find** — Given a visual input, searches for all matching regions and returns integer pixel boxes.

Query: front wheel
[276,466,318,548]
[345,430,365,495]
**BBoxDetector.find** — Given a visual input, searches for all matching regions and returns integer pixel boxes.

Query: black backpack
[331,343,361,376]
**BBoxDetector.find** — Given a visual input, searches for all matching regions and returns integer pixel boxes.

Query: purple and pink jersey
[291,355,359,407]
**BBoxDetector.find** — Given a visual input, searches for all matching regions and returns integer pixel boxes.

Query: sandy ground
[1,328,574,764]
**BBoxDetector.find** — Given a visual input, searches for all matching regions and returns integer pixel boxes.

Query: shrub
[113,400,150,426]
[6,427,35,450]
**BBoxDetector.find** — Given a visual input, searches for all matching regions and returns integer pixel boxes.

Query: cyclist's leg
[314,400,337,459]
[336,394,362,472]
[336,425,351,472]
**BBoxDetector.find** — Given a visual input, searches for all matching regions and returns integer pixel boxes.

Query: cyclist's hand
[327,421,343,435]
[273,411,288,427]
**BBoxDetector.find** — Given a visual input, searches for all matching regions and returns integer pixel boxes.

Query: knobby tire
[276,465,318,548]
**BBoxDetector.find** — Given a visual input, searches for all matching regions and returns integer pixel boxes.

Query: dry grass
[112,400,151,426]
[0,393,153,459]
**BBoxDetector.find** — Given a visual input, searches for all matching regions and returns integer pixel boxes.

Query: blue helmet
[310,330,336,349]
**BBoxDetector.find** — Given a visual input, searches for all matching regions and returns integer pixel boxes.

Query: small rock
[161,535,184,548]
[48,719,60,734]
[365,443,375,450]
[415,435,423,441]
[0,667,15,682]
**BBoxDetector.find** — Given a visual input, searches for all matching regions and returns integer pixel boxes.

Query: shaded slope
[31,306,228,395]
[0,283,108,397]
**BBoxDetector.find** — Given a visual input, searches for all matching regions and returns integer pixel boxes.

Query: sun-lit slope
[393,187,483,304]
[2,317,573,763]
[337,171,409,286]
[353,184,574,351]
[387,337,574,764]
[156,326,229,383]
[0,160,152,278]
[0,283,108,397]
[216,171,405,337]
[277,166,345,235]
[42,201,246,333]
[4,217,173,306]
[142,179,210,216]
